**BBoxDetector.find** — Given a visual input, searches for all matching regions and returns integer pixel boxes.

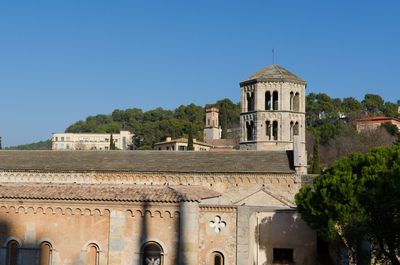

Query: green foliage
[65,100,240,149]
[109,134,116,150]
[311,136,321,174]
[187,123,194,150]
[362,94,384,116]
[296,145,400,264]
[6,140,52,150]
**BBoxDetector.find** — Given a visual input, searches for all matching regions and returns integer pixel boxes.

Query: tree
[109,134,116,150]
[187,123,194,151]
[362,94,384,116]
[221,111,228,139]
[311,136,321,174]
[296,145,400,264]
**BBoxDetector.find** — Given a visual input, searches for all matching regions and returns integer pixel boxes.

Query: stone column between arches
[179,202,199,265]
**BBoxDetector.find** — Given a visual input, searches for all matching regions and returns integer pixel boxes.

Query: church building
[0,64,316,265]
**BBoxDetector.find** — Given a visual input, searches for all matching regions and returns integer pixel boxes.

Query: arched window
[6,240,19,265]
[290,121,294,141]
[142,241,163,265]
[86,243,99,265]
[266,121,272,140]
[290,92,294,111]
[246,121,255,141]
[293,92,300,112]
[247,92,254,112]
[272,121,278,141]
[272,91,279,110]
[294,122,299,136]
[39,241,52,265]
[211,251,224,265]
[265,91,271,110]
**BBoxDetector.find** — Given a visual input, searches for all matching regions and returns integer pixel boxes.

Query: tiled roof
[356,116,400,122]
[240,64,306,86]
[0,183,220,203]
[0,150,294,173]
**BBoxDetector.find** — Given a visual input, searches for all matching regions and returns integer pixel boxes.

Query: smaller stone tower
[239,64,307,174]
[203,107,222,143]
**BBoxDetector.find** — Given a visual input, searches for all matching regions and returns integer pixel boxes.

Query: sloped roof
[0,182,220,203]
[240,64,306,86]
[0,150,294,173]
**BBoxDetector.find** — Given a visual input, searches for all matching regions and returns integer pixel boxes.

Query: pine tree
[221,111,228,139]
[187,123,194,151]
[311,137,321,174]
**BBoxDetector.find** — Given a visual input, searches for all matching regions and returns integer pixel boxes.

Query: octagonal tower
[239,64,307,172]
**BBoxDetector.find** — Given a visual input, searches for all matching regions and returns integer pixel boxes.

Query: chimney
[166,137,172,142]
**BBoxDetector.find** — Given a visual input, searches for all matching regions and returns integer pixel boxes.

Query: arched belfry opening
[266,121,272,140]
[247,92,255,112]
[246,120,255,141]
[272,91,279,110]
[293,92,300,112]
[272,121,278,141]
[265,91,271,110]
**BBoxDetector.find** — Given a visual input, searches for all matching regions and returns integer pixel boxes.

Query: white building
[52,131,134,151]
[154,137,212,151]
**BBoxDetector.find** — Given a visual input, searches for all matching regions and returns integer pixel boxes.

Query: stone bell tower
[239,64,307,173]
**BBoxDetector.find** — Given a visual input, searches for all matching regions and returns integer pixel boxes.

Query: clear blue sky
[1,1,399,146]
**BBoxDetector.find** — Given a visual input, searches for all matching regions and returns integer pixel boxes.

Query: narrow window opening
[266,121,272,140]
[294,122,299,136]
[247,92,255,112]
[272,121,278,141]
[6,240,19,265]
[211,251,224,265]
[265,91,271,110]
[290,121,294,141]
[246,121,255,141]
[86,244,99,265]
[273,91,279,110]
[293,93,300,112]
[40,241,52,265]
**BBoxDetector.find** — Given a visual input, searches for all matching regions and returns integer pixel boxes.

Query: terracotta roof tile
[0,183,220,203]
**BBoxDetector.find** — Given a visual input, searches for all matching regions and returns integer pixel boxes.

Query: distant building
[203,107,222,143]
[154,137,212,151]
[355,116,400,133]
[52,131,134,150]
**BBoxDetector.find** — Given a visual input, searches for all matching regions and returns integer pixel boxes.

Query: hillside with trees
[65,98,240,150]
[7,93,399,169]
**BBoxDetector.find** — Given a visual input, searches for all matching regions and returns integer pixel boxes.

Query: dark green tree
[221,111,228,139]
[109,134,116,150]
[296,145,400,264]
[0,137,2,150]
[187,123,194,151]
[362,94,384,115]
[311,136,321,174]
